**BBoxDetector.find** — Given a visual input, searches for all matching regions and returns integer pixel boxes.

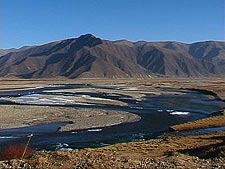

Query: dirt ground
[0,105,140,131]
[0,131,224,168]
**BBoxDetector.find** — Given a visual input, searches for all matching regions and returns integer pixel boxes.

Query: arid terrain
[0,106,140,132]
[1,34,225,78]
[1,0,224,168]
[0,78,224,168]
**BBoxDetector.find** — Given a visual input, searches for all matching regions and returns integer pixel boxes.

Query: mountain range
[0,34,224,78]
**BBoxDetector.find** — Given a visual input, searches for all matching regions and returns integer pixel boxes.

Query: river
[0,84,224,151]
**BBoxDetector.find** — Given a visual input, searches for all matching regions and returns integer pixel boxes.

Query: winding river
[0,84,224,151]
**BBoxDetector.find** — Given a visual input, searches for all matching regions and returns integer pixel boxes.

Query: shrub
[0,144,33,161]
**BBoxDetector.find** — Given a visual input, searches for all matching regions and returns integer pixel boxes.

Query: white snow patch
[80,95,114,101]
[170,111,190,115]
[87,128,102,132]
[166,109,174,112]
[0,136,19,139]
[16,94,74,104]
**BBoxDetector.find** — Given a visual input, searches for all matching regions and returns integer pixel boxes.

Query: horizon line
[1,33,225,50]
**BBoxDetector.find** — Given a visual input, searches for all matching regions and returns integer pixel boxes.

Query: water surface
[0,84,224,151]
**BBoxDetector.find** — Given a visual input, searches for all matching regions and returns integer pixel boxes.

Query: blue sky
[1,0,224,49]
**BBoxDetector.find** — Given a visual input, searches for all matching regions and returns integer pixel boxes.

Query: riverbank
[0,78,225,168]
[170,111,225,132]
[0,131,224,168]
[0,105,140,131]
[169,79,225,132]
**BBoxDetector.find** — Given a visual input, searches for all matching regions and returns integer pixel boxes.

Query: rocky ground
[0,131,225,168]
[0,105,140,131]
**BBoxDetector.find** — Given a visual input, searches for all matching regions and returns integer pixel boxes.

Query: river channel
[0,84,224,151]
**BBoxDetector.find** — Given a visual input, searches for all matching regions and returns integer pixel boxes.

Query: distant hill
[0,46,34,57]
[0,49,16,57]
[0,34,224,78]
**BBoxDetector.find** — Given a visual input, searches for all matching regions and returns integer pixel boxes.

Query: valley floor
[0,78,225,168]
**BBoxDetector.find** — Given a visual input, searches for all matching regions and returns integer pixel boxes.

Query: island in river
[0,105,140,132]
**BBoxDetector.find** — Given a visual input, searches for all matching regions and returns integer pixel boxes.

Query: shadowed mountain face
[0,34,224,78]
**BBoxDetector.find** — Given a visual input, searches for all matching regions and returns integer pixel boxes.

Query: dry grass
[170,112,225,132]
[1,132,224,168]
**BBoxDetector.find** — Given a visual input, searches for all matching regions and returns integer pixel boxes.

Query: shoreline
[0,78,225,168]
[169,85,225,132]
[0,105,140,132]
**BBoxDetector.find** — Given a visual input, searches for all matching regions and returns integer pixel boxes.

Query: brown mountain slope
[0,34,224,78]
[0,46,36,57]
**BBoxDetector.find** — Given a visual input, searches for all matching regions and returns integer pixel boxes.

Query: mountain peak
[78,33,96,39]
[0,36,225,78]
[76,34,103,47]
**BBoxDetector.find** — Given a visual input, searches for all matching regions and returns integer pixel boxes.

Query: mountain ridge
[0,34,224,78]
